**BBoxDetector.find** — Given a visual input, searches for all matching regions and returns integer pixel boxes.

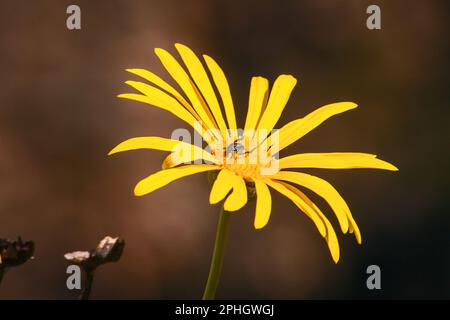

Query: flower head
[109,43,398,263]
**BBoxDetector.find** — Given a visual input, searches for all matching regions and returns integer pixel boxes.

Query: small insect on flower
[109,43,398,263]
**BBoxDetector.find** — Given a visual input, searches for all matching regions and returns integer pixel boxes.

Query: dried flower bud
[0,237,35,268]
[64,236,125,271]
[63,251,91,265]
[93,236,125,263]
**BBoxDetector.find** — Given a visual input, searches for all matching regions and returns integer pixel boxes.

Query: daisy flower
[109,43,397,299]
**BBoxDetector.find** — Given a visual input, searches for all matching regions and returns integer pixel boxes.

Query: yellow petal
[223,173,248,212]
[118,90,197,127]
[109,136,216,166]
[109,136,179,155]
[279,152,399,171]
[348,213,362,244]
[273,171,350,233]
[281,182,340,263]
[244,76,269,131]
[253,180,272,229]
[162,147,218,169]
[160,139,218,169]
[209,169,234,204]
[256,75,297,136]
[154,47,218,133]
[203,54,237,130]
[271,102,358,151]
[134,165,218,196]
[118,85,215,146]
[175,44,228,138]
[126,68,200,120]
[263,179,326,237]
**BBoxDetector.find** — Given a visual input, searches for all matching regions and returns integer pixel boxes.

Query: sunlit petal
[271,102,358,151]
[280,152,398,171]
[134,165,218,197]
[253,180,272,229]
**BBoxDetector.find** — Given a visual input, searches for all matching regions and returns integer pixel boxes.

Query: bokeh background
[0,0,449,299]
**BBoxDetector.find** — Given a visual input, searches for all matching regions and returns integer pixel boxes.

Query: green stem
[202,205,231,300]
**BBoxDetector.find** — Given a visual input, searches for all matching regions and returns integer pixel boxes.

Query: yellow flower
[109,43,398,263]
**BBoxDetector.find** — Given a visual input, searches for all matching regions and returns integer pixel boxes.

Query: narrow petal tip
[279,74,298,85]
[161,156,173,170]
[133,183,147,197]
[381,161,399,171]
[254,222,266,230]
[209,193,220,205]
[341,225,349,234]
[329,246,340,264]
[345,101,358,108]
[390,164,399,171]
[108,143,125,156]
[154,47,167,56]
[174,42,188,50]
[223,200,245,212]
[202,54,212,61]
[125,68,138,74]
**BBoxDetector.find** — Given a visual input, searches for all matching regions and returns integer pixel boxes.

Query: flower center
[209,136,277,179]
[221,140,262,179]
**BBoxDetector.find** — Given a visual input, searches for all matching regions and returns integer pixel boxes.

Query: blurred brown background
[0,0,449,299]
